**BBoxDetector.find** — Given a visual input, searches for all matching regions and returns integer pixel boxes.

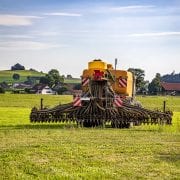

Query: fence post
[163,100,166,113]
[41,98,43,110]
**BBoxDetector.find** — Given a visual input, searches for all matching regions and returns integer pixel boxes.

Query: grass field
[0,70,80,84]
[137,96,180,112]
[0,70,45,83]
[0,94,179,179]
[64,78,81,84]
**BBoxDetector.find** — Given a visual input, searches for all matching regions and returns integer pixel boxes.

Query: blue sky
[0,0,179,80]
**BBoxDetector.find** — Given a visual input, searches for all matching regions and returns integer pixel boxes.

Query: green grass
[0,70,45,83]
[0,94,179,179]
[136,95,180,112]
[0,94,72,108]
[64,78,81,84]
[0,69,80,84]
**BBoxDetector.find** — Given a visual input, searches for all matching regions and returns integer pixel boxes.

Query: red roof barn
[161,82,180,95]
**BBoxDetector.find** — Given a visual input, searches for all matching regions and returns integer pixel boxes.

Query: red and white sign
[114,95,123,107]
[82,77,89,86]
[119,77,127,88]
[73,96,82,107]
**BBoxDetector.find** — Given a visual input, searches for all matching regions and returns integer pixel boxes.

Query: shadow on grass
[0,123,164,132]
[158,154,180,167]
[0,123,78,130]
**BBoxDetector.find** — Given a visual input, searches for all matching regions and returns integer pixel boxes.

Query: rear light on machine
[93,70,104,80]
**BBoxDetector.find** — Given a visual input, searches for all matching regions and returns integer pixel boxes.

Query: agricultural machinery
[30,59,172,128]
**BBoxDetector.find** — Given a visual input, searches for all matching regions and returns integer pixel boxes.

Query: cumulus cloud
[0,15,42,26]
[43,12,82,17]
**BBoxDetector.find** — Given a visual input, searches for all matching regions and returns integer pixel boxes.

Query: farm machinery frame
[30,59,172,128]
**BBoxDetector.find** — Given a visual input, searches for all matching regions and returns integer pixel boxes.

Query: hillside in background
[0,70,45,83]
[0,70,81,84]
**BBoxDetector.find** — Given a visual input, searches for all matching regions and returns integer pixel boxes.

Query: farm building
[32,84,55,95]
[11,63,25,70]
[161,82,180,95]
[0,82,9,89]
[72,89,82,95]
[12,83,32,89]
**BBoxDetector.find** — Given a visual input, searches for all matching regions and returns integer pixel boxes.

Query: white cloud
[44,12,82,17]
[110,5,155,12]
[0,41,62,50]
[0,15,42,26]
[128,32,180,37]
[95,5,155,14]
[32,31,59,36]
[0,35,33,39]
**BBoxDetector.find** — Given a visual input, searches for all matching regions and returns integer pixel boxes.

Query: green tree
[128,68,146,92]
[24,88,31,94]
[48,69,64,84]
[57,87,68,95]
[67,74,72,79]
[0,87,5,94]
[12,73,20,80]
[46,74,55,87]
[73,83,81,90]
[148,73,162,95]
[40,69,64,87]
[39,76,50,85]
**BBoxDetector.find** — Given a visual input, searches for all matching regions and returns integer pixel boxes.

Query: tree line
[0,63,164,95]
[11,68,163,95]
[128,68,162,95]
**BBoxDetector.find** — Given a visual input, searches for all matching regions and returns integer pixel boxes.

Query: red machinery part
[93,70,104,80]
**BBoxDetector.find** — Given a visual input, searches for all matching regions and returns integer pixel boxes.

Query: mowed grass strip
[0,94,179,179]
[0,120,179,179]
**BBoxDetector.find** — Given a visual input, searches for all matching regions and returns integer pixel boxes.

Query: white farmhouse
[32,84,56,95]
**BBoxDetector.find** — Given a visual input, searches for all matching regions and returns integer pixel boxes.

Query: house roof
[0,82,9,89]
[32,84,49,91]
[161,82,180,91]
[13,83,32,89]
[72,90,82,95]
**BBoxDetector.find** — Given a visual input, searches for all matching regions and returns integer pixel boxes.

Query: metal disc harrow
[30,80,172,128]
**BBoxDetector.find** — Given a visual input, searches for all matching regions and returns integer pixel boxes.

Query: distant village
[0,63,180,95]
[0,63,81,95]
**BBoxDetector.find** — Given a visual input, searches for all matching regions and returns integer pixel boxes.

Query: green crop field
[0,69,80,84]
[137,96,180,112]
[0,94,179,179]
[0,70,45,83]
[64,78,81,84]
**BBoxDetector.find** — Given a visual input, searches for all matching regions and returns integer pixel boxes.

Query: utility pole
[115,58,118,92]
[115,58,117,70]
